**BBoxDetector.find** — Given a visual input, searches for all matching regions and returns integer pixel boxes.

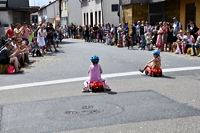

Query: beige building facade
[121,0,200,30]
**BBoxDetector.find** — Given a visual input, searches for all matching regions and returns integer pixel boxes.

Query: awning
[150,0,166,3]
[0,0,7,7]
[120,0,172,5]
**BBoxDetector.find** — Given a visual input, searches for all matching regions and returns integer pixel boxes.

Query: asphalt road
[0,39,200,133]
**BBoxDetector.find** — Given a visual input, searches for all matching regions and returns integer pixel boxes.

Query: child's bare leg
[101,79,111,91]
[83,80,89,88]
[82,80,90,92]
[139,64,151,73]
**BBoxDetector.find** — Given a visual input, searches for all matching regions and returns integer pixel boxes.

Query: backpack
[177,22,182,29]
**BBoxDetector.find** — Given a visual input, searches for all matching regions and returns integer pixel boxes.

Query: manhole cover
[46,101,123,122]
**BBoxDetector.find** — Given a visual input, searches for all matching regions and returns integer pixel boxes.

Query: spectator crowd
[0,17,200,74]
[67,17,200,57]
[0,22,62,74]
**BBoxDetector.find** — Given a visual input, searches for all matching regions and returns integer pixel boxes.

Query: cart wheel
[159,72,162,77]
[91,87,94,92]
[145,70,148,75]
[151,72,155,77]
[101,86,104,91]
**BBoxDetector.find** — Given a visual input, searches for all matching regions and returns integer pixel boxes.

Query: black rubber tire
[145,70,148,75]
[91,87,94,92]
[159,72,162,77]
[101,86,104,91]
[151,72,155,77]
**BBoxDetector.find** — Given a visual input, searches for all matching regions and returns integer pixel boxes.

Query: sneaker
[197,54,200,57]
[139,69,143,73]
[82,87,89,92]
[15,70,24,74]
[105,85,111,91]
[18,66,24,70]
[190,54,196,56]
[55,50,59,52]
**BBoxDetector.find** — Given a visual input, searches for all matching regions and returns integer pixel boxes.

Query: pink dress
[89,64,102,82]
[84,64,106,88]
[156,34,163,47]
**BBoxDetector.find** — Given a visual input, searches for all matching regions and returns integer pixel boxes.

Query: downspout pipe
[119,0,121,23]
[101,0,104,24]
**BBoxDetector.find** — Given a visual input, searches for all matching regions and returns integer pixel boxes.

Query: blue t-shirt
[132,23,137,34]
[123,26,129,35]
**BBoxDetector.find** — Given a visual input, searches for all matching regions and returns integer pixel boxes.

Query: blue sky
[29,0,51,7]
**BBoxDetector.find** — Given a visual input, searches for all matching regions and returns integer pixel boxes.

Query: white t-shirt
[117,27,122,34]
[184,35,194,44]
[11,42,17,49]
[196,36,200,44]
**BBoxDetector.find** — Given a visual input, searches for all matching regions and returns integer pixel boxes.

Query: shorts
[0,58,10,64]
[79,32,83,36]
[47,39,55,46]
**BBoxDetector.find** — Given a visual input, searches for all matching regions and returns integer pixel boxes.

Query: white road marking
[0,66,200,91]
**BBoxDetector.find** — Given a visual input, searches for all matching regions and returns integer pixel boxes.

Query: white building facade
[38,0,60,26]
[81,0,119,26]
[61,0,82,26]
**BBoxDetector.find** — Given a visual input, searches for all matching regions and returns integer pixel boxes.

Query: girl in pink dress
[82,55,111,92]
[156,30,163,51]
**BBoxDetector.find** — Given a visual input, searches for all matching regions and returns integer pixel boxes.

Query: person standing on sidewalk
[46,23,59,52]
[21,22,31,45]
[14,23,24,39]
[172,17,182,42]
[131,19,137,46]
[37,24,47,55]
[6,23,15,39]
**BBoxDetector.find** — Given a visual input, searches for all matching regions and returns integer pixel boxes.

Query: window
[111,4,118,12]
[86,13,88,25]
[90,12,93,26]
[84,13,86,25]
[95,11,97,25]
[186,3,196,29]
[99,11,101,24]
[65,1,67,9]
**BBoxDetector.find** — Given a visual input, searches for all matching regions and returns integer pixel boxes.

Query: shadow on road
[92,91,118,95]
[61,41,77,45]
[161,75,176,79]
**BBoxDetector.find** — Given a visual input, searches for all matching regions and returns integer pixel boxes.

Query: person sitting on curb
[0,42,23,73]
[191,30,200,57]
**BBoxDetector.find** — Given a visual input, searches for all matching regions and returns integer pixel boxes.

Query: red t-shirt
[6,28,14,38]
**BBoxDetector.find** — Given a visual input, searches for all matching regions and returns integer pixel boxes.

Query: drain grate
[82,105,93,109]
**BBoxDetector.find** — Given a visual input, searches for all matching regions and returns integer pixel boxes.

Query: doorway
[186,3,196,29]
[148,2,164,25]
